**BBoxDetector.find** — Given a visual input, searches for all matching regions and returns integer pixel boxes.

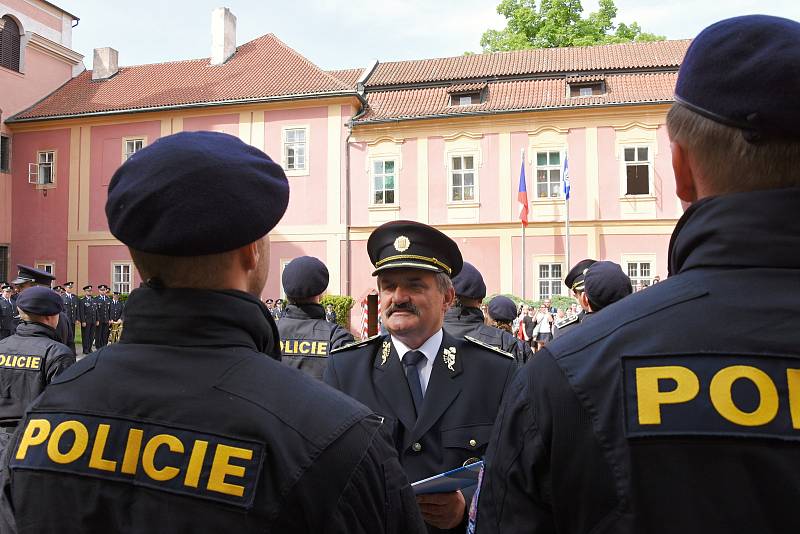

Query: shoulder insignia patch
[330,334,383,354]
[464,335,514,359]
[555,315,579,329]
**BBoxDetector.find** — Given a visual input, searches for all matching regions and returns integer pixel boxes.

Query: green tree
[480,0,664,52]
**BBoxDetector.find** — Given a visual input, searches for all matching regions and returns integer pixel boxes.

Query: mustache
[385,302,420,317]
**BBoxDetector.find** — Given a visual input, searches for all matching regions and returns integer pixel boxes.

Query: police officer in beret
[551,258,596,339]
[0,285,14,340]
[443,262,532,366]
[277,256,354,380]
[9,265,74,353]
[485,295,519,336]
[94,284,112,349]
[0,287,75,457]
[0,131,426,533]
[325,220,517,533]
[78,284,99,354]
[473,15,800,534]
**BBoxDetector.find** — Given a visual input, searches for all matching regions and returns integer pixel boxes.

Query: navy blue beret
[282,256,329,298]
[106,131,290,256]
[488,295,517,323]
[11,264,55,285]
[452,262,486,300]
[584,261,632,312]
[675,15,800,140]
[16,287,63,316]
[368,220,463,277]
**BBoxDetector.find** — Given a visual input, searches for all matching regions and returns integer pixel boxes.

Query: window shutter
[0,16,21,72]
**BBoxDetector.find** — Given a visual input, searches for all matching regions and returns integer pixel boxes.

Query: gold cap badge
[394,236,411,252]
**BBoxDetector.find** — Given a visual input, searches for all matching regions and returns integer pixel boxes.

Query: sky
[57,0,800,71]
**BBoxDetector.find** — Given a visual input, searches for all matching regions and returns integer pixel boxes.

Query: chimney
[92,47,119,80]
[210,7,236,65]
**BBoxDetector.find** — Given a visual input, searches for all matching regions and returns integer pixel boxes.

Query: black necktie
[402,350,426,415]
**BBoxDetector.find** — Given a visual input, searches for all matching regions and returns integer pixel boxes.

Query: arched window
[0,15,21,72]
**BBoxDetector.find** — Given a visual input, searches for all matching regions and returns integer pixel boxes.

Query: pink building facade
[3,6,689,330]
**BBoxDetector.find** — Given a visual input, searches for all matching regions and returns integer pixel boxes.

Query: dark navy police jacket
[443,306,532,366]
[0,288,426,534]
[474,188,800,534]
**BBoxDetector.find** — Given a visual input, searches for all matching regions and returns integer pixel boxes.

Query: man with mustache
[325,220,517,533]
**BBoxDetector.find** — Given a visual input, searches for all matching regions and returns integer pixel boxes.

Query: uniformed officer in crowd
[443,262,532,366]
[325,220,517,533]
[277,256,355,380]
[551,258,596,339]
[108,291,125,344]
[0,287,75,458]
[60,282,79,353]
[325,303,337,323]
[77,284,99,354]
[9,265,74,352]
[473,15,800,534]
[94,284,112,349]
[484,295,519,337]
[0,131,426,533]
[0,285,14,340]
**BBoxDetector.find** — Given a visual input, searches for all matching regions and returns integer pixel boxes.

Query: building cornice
[26,32,83,65]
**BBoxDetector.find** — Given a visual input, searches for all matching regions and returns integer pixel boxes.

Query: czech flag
[518,156,528,227]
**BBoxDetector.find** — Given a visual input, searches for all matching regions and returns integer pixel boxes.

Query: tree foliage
[481,0,664,52]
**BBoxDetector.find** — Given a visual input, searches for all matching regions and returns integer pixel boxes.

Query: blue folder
[411,460,484,495]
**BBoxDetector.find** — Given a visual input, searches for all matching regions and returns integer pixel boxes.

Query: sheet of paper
[411,460,484,495]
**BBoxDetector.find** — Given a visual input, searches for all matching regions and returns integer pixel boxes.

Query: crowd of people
[0,14,797,533]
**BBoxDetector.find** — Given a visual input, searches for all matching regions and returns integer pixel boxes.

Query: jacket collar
[445,305,484,325]
[282,303,325,320]
[120,287,281,359]
[669,187,800,276]
[16,322,59,339]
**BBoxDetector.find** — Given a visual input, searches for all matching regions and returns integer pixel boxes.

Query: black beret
[16,287,63,316]
[451,262,486,299]
[11,264,55,285]
[488,295,517,323]
[564,259,597,291]
[584,261,632,312]
[675,15,800,141]
[106,131,290,256]
[282,256,329,298]
[367,220,463,277]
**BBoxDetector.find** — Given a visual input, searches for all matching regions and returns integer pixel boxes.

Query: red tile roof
[326,68,364,89]
[367,40,690,87]
[357,72,677,123]
[11,34,356,121]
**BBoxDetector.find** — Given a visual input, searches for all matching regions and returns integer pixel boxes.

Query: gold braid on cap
[375,254,452,275]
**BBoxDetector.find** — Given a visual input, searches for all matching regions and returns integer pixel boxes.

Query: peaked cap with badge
[367,220,463,277]
[564,258,597,292]
[11,265,55,286]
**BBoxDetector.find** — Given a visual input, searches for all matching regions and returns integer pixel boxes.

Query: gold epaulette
[464,335,515,359]
[329,334,383,354]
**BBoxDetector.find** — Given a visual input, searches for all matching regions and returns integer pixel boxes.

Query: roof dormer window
[567,75,605,98]
[448,82,487,107]
[453,92,481,106]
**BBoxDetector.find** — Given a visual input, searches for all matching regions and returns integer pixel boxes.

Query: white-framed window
[37,150,55,185]
[112,262,133,294]
[283,127,308,172]
[623,146,652,195]
[538,263,563,299]
[0,135,9,173]
[535,150,563,199]
[449,154,477,202]
[372,159,397,205]
[34,262,54,276]
[122,138,145,161]
[626,261,652,290]
[279,259,292,300]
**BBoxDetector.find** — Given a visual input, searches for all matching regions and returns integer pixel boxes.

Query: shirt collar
[392,328,443,364]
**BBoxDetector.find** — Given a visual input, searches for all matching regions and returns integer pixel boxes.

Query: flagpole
[563,155,571,274]
[521,148,526,301]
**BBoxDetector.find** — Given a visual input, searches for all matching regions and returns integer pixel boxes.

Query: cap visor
[372,261,446,276]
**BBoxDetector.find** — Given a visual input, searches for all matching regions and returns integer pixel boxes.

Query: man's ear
[237,241,260,272]
[579,291,593,312]
[671,140,698,204]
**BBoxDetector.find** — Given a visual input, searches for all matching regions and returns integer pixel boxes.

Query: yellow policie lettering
[0,355,42,369]
[637,364,800,428]
[14,419,254,498]
[280,340,329,356]
[636,366,700,425]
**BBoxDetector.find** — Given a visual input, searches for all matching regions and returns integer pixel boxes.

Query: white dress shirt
[392,329,443,396]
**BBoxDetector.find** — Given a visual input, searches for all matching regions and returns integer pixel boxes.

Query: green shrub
[484,293,576,313]
[320,294,355,329]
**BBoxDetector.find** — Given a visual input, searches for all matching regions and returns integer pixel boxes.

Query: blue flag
[562,156,570,200]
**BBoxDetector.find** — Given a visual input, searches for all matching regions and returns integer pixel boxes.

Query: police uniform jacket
[277,303,354,380]
[77,296,98,324]
[0,288,426,534]
[325,329,517,534]
[551,309,587,339]
[474,188,800,534]
[61,294,78,324]
[109,299,125,322]
[0,299,14,338]
[95,295,111,323]
[0,322,75,424]
[443,306,532,366]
